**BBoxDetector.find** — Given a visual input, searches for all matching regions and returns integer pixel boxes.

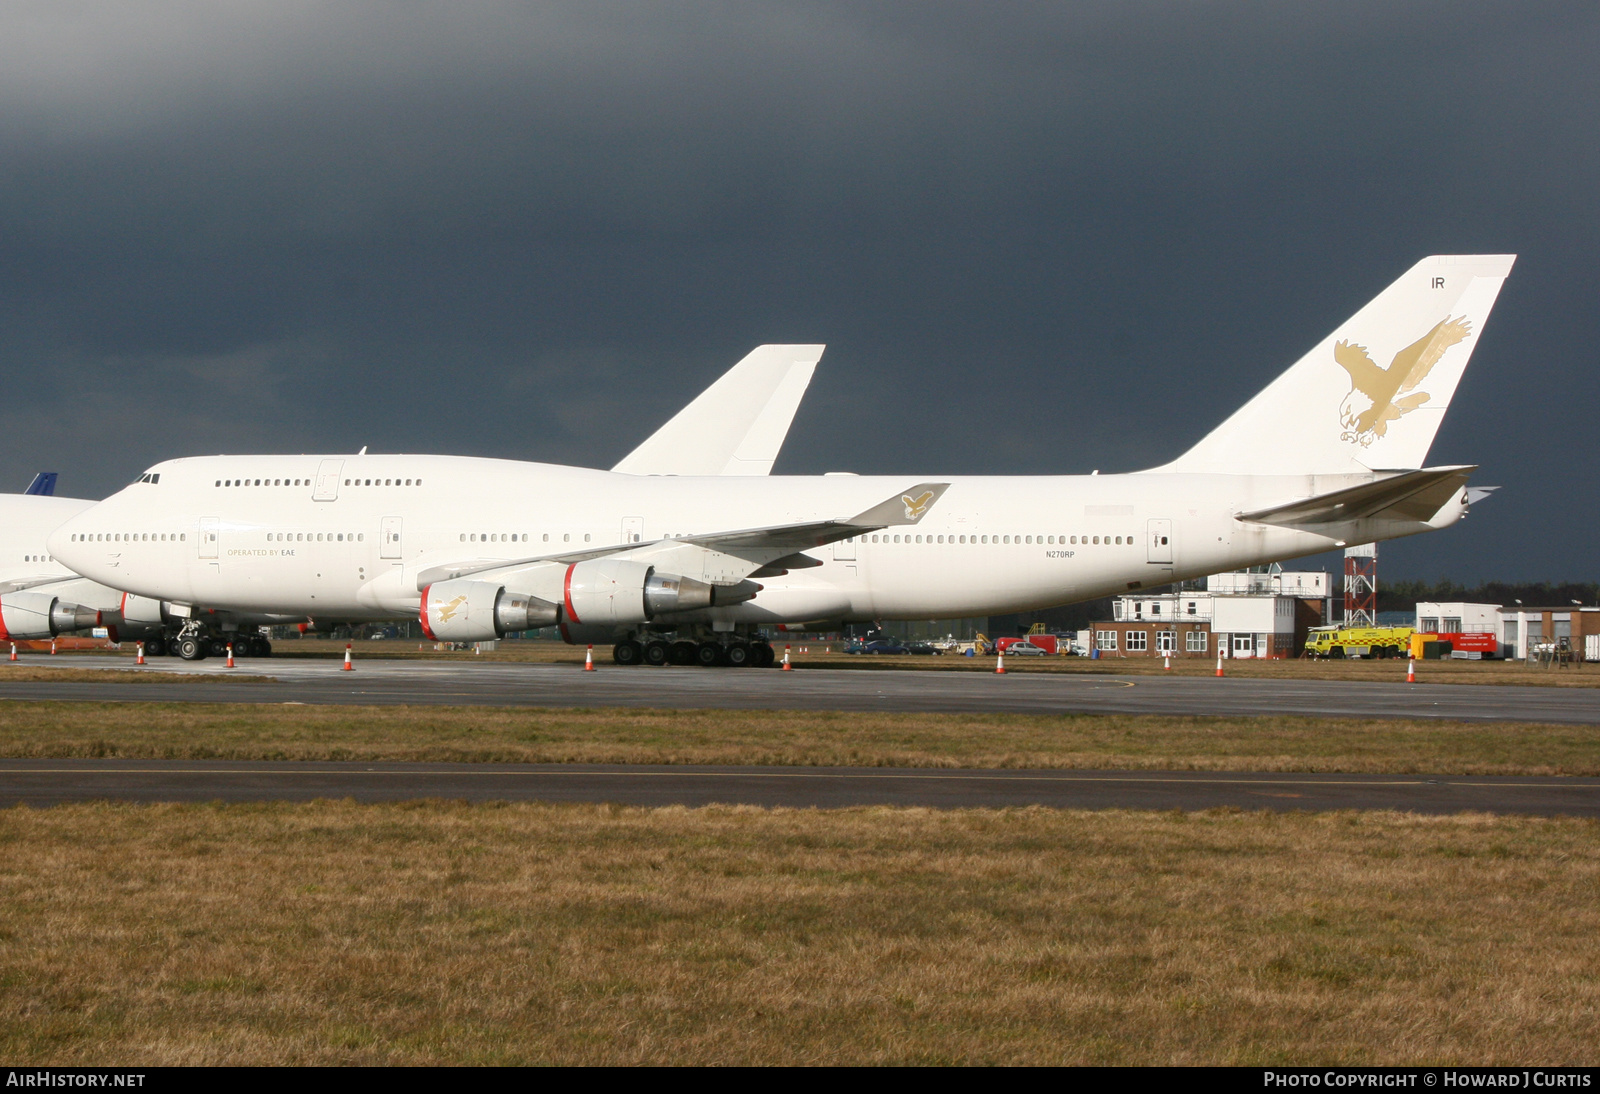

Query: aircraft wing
[610,345,822,476]
[1237,466,1476,527]
[415,481,949,589]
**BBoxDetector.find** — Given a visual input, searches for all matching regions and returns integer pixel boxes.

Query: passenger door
[312,460,344,502]
[380,516,403,559]
[199,517,220,559]
[1146,519,1173,564]
[621,516,645,544]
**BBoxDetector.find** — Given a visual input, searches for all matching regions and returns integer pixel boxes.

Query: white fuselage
[47,454,1457,630]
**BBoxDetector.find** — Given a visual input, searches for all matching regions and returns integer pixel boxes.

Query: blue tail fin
[23,473,58,496]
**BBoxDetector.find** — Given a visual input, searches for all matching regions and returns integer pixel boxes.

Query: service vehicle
[1304,625,1414,659]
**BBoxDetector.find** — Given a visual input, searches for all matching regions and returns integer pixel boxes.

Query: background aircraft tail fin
[612,345,822,476]
[1149,255,1515,475]
[23,472,57,496]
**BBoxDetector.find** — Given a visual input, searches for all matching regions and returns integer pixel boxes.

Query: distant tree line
[1377,580,1600,613]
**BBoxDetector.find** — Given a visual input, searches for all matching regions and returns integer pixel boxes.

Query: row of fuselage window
[860,533,1136,545]
[71,533,186,543]
[22,555,54,563]
[214,477,424,488]
[450,531,1138,548]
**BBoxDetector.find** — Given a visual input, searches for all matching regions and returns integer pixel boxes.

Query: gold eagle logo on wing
[434,595,468,623]
[901,490,935,520]
[1335,316,1471,447]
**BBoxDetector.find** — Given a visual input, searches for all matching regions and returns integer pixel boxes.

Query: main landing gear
[610,633,777,668]
[169,622,273,661]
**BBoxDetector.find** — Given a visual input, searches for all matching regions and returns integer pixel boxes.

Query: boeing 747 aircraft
[45,256,1513,666]
[0,345,822,655]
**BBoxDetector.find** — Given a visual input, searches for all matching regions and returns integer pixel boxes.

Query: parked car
[1000,640,1048,656]
[904,641,940,655]
[848,639,910,655]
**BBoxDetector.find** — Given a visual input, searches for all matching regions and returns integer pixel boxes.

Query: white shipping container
[1586,634,1600,662]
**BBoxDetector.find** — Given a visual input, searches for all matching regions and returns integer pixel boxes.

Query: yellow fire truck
[1303,625,1413,659]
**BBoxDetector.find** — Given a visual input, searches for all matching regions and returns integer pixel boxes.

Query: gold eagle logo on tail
[434,595,468,623]
[1335,315,1471,447]
[901,490,935,520]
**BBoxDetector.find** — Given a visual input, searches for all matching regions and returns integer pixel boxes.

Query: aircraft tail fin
[612,345,822,476]
[1150,255,1515,475]
[23,473,57,496]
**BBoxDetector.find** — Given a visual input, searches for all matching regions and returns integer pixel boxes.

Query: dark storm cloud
[1,1,1595,579]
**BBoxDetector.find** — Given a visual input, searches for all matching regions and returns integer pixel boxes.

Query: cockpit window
[134,472,161,485]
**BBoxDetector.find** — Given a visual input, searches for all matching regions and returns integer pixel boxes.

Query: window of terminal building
[1186,631,1208,653]
[1126,631,1147,652]
[1095,630,1117,652]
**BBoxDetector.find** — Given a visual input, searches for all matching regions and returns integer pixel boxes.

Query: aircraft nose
[48,511,97,572]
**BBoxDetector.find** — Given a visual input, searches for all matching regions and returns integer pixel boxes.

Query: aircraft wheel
[669,641,698,666]
[754,643,775,667]
[176,636,206,661]
[256,638,273,658]
[696,641,725,667]
[725,642,753,667]
[643,640,670,666]
[145,636,168,658]
[613,640,644,666]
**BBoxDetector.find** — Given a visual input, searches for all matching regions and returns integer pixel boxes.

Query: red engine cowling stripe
[563,564,581,624]
[418,584,436,640]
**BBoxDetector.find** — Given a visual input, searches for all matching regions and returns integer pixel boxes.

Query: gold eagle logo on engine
[1335,316,1471,447]
[901,490,935,520]
[434,595,468,623]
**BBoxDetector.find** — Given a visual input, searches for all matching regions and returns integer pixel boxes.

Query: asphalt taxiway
[2,759,1595,815]
[3,655,1600,723]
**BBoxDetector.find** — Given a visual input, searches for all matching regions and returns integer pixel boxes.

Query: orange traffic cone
[1407,657,1416,684]
[226,644,236,668]
[1214,652,1224,678]
[50,639,57,656]
[342,643,354,671]
[781,644,793,671]
[995,650,1007,674]
[584,645,596,671]
[136,643,146,665]
[8,643,16,662]
[1163,654,1171,671]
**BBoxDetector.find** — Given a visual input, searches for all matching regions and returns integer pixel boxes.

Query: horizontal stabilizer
[1238,466,1476,528]
[612,345,823,476]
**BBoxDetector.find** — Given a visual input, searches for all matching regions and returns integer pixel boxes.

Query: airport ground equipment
[1304,625,1414,659]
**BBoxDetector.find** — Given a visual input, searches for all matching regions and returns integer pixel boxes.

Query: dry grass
[0,666,270,684]
[0,801,1594,1064]
[0,701,1596,775]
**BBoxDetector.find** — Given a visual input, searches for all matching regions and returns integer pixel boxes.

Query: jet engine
[0,591,100,641]
[421,580,560,643]
[561,559,756,625]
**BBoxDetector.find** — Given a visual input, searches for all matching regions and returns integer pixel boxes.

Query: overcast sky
[1,2,1594,581]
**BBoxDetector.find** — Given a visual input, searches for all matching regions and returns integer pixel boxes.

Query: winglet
[849,483,951,527]
[23,473,58,496]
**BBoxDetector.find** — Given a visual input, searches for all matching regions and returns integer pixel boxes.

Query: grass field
[0,701,1596,774]
[0,801,1594,1065]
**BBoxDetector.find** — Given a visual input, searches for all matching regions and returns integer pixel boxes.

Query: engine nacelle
[0,592,100,641]
[421,579,558,642]
[562,560,749,626]
[120,594,178,629]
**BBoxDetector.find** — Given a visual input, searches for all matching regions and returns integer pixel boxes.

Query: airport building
[1091,568,1330,659]
[1413,601,1600,660]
